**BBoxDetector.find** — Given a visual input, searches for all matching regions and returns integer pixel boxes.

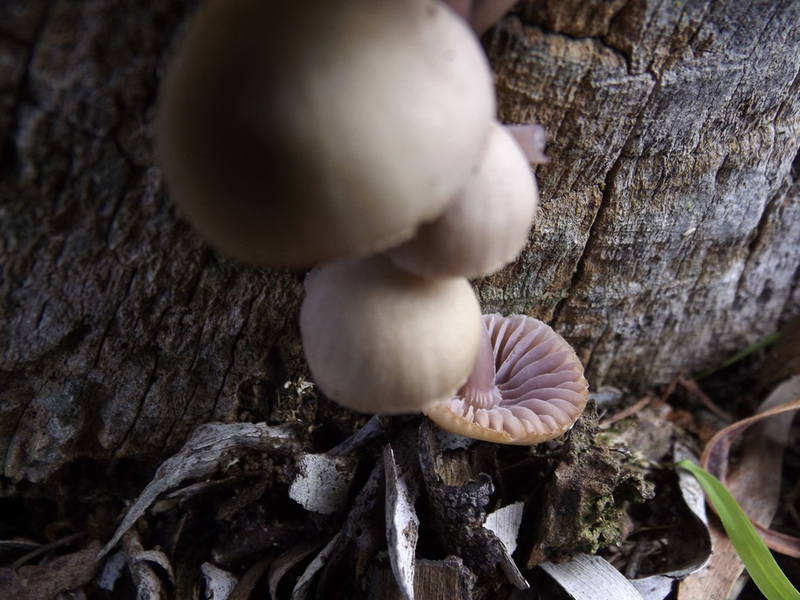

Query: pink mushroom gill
[424,314,589,444]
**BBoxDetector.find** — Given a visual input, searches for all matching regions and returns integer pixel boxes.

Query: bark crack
[776,142,800,322]
[551,65,662,325]
[530,22,634,75]
[183,250,211,308]
[209,287,263,420]
[733,138,800,307]
[2,380,45,478]
[723,0,783,129]
[158,381,200,457]
[91,314,116,369]
[103,147,144,249]
[549,179,609,326]
[116,353,159,456]
[584,322,611,377]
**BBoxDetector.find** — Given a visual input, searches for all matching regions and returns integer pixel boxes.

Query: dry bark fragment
[540,553,645,600]
[384,441,420,600]
[525,404,654,567]
[0,541,101,600]
[101,422,299,557]
[418,419,525,590]
[369,557,476,600]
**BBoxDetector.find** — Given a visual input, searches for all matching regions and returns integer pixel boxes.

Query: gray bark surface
[1,0,799,483]
[482,0,800,386]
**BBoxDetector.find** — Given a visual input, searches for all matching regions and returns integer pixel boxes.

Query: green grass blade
[677,460,800,600]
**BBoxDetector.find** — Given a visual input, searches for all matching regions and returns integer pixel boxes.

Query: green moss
[525,402,655,566]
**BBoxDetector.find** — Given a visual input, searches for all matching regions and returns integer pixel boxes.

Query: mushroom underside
[425,314,589,444]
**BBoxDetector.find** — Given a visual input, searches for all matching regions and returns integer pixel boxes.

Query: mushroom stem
[458,318,503,410]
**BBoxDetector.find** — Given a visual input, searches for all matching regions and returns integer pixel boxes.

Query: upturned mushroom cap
[424,314,588,444]
[157,0,495,267]
[300,255,483,414]
[386,122,537,278]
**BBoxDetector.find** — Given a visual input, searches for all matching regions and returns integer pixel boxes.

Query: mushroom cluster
[157,0,495,267]
[157,0,589,440]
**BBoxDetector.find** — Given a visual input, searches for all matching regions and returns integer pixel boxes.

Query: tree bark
[483,0,800,387]
[1,0,799,483]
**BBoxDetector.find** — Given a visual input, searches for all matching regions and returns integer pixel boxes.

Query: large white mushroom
[157,0,496,267]
[299,255,483,414]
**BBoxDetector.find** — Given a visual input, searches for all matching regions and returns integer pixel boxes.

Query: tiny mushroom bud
[386,122,538,279]
[157,0,495,267]
[424,314,589,444]
[468,0,526,35]
[440,0,523,36]
[504,123,549,165]
[300,255,483,414]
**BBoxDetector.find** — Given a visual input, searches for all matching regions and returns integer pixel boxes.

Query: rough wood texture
[524,405,654,568]
[0,0,306,483]
[481,0,800,386]
[1,0,799,483]
[370,558,475,600]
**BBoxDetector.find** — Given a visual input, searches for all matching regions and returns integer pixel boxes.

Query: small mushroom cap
[300,255,483,414]
[424,314,588,444]
[386,122,537,278]
[157,0,495,267]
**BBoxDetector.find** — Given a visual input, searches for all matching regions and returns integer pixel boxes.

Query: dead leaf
[202,563,238,600]
[540,553,645,599]
[229,555,274,600]
[100,422,299,558]
[701,375,800,558]
[268,542,320,600]
[290,531,345,600]
[678,375,800,599]
[122,530,172,600]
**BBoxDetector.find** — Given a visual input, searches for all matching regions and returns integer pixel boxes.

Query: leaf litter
[2,323,799,599]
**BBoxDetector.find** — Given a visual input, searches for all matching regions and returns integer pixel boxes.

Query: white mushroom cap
[386,122,537,279]
[299,255,483,414]
[157,0,495,267]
